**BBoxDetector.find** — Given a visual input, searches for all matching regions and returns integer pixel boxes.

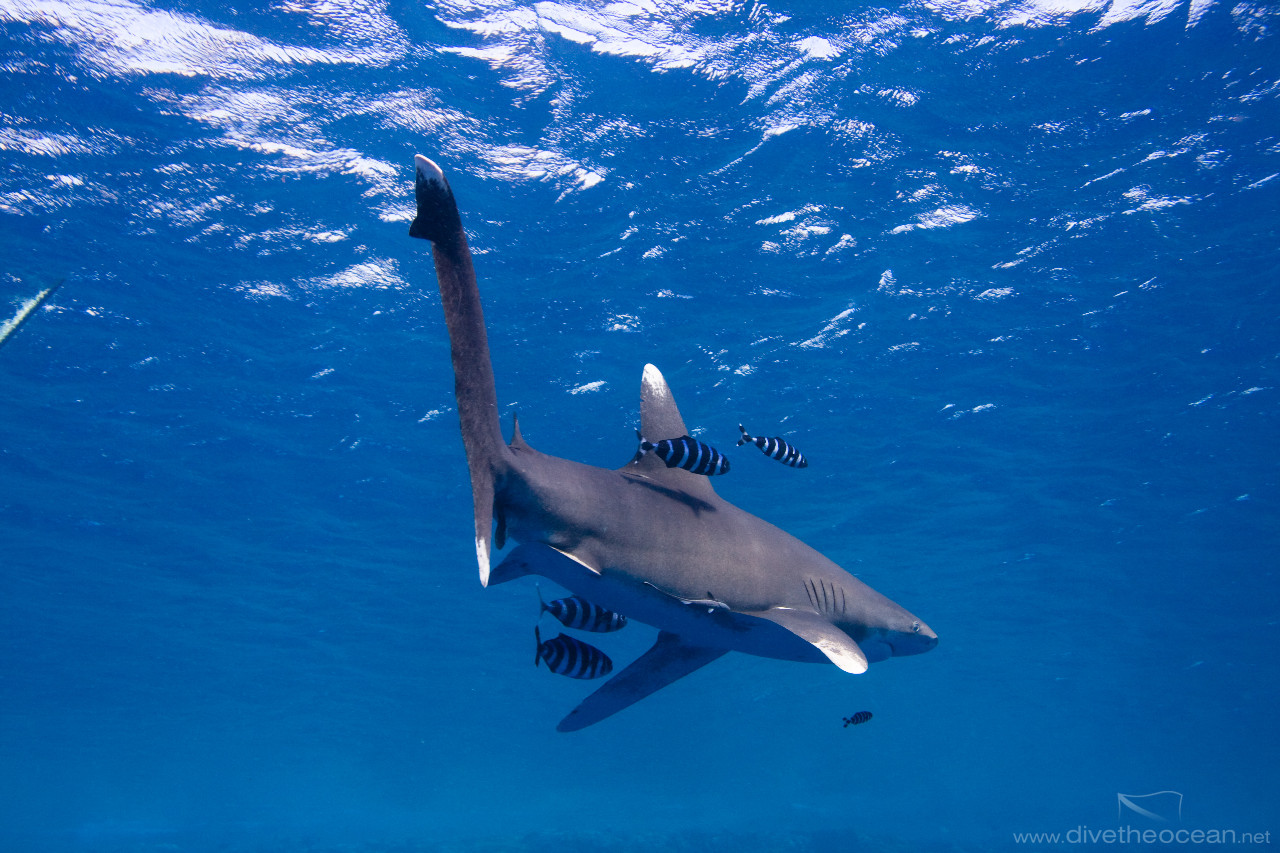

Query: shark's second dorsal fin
[510,411,529,450]
[622,364,718,500]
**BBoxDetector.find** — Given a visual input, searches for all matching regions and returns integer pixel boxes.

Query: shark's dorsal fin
[744,607,869,674]
[621,364,718,501]
[640,363,687,439]
[557,631,728,732]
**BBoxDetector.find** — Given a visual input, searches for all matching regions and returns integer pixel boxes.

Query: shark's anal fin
[744,607,869,674]
[411,155,508,587]
[558,632,727,732]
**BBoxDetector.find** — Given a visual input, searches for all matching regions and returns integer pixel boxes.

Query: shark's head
[839,594,942,660]
[848,610,938,664]
[805,575,938,666]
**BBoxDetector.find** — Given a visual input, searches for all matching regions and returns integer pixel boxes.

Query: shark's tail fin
[411,155,509,587]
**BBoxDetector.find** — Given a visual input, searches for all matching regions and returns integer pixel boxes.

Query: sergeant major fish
[738,424,808,468]
[634,430,729,476]
[535,626,614,679]
[842,711,873,727]
[538,586,628,632]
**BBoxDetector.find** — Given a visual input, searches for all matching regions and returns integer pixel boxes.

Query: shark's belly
[505,540,828,663]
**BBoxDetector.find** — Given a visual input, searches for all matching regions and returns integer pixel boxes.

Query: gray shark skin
[409,154,937,732]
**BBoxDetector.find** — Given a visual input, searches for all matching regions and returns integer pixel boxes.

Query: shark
[408,154,937,731]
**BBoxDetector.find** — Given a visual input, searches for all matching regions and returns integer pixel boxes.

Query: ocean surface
[1,0,1277,850]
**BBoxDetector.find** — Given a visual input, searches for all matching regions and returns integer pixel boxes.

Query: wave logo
[1117,791,1183,822]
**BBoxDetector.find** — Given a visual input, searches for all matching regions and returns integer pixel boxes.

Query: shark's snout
[878,618,938,659]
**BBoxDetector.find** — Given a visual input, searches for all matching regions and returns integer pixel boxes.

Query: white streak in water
[0,281,63,349]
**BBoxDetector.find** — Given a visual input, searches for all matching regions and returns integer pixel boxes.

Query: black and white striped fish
[534,626,614,679]
[635,430,730,476]
[538,587,627,632]
[842,711,873,727]
[737,424,808,468]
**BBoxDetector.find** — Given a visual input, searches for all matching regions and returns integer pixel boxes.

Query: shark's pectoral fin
[558,631,727,732]
[487,541,602,588]
[745,607,868,674]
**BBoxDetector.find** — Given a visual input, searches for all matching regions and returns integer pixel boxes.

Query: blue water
[2,0,1277,850]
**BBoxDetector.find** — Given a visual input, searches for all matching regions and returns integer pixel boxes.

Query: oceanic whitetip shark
[409,155,937,731]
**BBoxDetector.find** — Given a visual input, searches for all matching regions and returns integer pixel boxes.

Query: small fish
[738,424,808,468]
[535,626,614,679]
[843,711,873,727]
[635,430,730,476]
[538,586,627,632]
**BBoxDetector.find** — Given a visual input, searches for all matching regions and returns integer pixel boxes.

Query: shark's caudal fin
[410,155,509,586]
[557,632,727,732]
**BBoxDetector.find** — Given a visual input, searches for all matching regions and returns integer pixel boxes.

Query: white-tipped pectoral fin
[746,607,869,674]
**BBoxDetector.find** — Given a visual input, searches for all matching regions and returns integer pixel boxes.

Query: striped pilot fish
[737,424,808,468]
[534,626,614,679]
[842,711,873,727]
[634,430,730,476]
[538,586,627,632]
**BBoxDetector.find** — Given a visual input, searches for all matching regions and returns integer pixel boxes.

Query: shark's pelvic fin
[489,541,602,588]
[555,546,604,577]
[557,631,728,732]
[745,607,869,674]
[488,542,536,586]
[410,155,509,587]
[489,549,529,586]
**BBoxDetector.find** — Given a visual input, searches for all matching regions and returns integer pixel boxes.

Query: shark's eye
[911,620,921,634]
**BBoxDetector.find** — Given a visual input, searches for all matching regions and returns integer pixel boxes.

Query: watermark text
[1013,826,1272,845]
